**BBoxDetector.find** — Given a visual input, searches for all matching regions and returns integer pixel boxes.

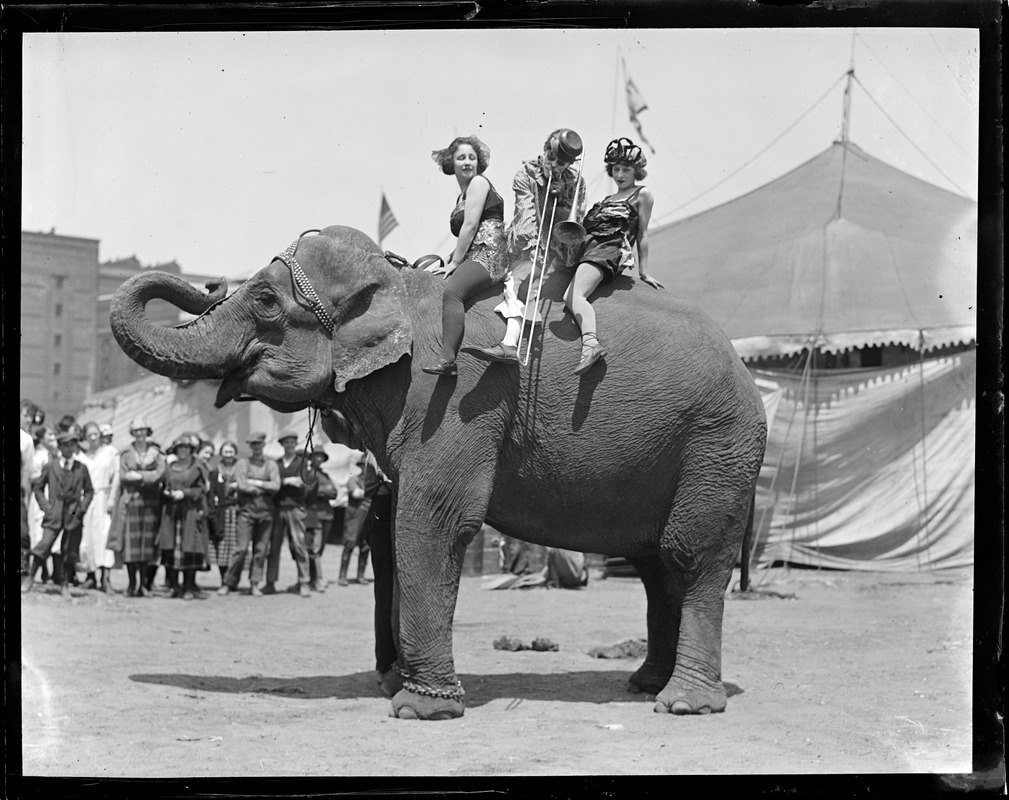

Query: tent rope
[653,72,847,224]
[785,338,819,574]
[852,75,970,198]
[748,334,818,587]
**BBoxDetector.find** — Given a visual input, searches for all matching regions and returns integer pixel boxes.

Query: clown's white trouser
[493,257,544,331]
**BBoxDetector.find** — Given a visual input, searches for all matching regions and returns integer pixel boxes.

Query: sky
[21,27,979,282]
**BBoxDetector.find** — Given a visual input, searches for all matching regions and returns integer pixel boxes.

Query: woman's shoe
[574,342,607,376]
[421,359,458,377]
[465,343,520,363]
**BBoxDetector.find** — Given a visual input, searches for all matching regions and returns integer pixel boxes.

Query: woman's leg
[564,263,607,373]
[563,262,606,339]
[438,260,496,363]
[126,563,138,596]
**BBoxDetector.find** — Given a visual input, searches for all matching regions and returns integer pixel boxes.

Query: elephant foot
[653,677,727,715]
[389,686,465,721]
[377,669,404,699]
[627,662,674,696]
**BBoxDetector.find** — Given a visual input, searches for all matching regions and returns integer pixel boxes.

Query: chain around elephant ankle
[401,679,465,701]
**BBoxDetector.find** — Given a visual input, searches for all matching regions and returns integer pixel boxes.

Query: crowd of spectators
[19,398,379,600]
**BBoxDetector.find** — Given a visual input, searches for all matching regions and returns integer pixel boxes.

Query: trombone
[518,153,586,365]
[551,152,586,246]
[518,171,555,365]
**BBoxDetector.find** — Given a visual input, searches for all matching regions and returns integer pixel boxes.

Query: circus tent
[647,140,976,572]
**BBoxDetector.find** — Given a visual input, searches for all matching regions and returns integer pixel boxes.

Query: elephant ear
[303,227,413,392]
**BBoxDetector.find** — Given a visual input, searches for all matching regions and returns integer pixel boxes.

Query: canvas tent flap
[751,351,975,571]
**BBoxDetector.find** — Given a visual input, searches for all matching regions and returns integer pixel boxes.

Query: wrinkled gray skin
[111,225,767,721]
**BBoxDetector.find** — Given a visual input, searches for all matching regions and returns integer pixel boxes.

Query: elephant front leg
[387,508,475,721]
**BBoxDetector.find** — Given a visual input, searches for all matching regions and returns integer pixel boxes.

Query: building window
[53,363,61,375]
[54,275,65,289]
[54,302,63,317]
[54,334,62,347]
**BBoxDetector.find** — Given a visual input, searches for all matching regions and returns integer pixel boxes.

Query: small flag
[378,193,398,244]
[625,72,656,154]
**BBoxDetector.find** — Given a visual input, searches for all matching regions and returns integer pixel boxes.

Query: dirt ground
[18,551,977,783]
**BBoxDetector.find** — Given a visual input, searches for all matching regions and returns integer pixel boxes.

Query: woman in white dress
[78,422,120,592]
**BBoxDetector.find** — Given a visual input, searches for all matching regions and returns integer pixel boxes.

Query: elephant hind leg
[626,555,679,696]
[652,465,752,715]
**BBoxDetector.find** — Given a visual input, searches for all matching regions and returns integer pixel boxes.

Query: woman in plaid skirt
[157,435,210,599]
[207,441,241,585]
[107,418,165,596]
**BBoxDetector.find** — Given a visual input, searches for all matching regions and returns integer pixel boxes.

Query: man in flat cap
[220,431,280,596]
[22,430,94,598]
[265,431,315,597]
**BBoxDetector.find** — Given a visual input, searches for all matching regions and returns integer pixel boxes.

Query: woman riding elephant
[110,223,767,721]
[422,134,508,377]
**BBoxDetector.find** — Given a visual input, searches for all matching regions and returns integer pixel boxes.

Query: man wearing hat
[468,128,587,363]
[221,431,281,596]
[302,448,338,592]
[264,431,315,597]
[22,429,94,597]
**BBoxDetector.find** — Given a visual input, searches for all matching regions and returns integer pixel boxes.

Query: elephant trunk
[110,271,241,380]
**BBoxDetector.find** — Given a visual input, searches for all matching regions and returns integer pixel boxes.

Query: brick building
[20,230,100,421]
[20,229,233,422]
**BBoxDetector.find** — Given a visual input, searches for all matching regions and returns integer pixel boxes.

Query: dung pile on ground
[587,637,649,659]
[493,636,559,652]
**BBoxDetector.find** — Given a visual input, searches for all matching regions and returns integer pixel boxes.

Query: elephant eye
[257,291,281,316]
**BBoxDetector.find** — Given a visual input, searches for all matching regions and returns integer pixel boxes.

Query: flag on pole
[378,192,398,244]
[625,72,656,154]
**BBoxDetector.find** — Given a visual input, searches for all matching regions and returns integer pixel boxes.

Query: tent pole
[914,331,933,570]
[811,345,822,571]
[785,341,817,573]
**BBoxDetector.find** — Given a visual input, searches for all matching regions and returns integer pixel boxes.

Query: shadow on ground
[129,671,743,707]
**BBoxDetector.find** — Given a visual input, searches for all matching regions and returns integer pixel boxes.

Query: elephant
[110,225,767,720]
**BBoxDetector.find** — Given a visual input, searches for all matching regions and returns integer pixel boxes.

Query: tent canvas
[752,352,974,571]
[647,142,976,360]
[647,141,976,572]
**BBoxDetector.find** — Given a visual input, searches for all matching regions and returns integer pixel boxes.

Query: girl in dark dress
[107,418,165,596]
[563,137,665,375]
[422,135,508,377]
[158,435,210,599]
[207,441,240,587]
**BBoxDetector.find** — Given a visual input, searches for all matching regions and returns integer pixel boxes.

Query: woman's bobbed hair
[606,161,648,181]
[431,135,491,176]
